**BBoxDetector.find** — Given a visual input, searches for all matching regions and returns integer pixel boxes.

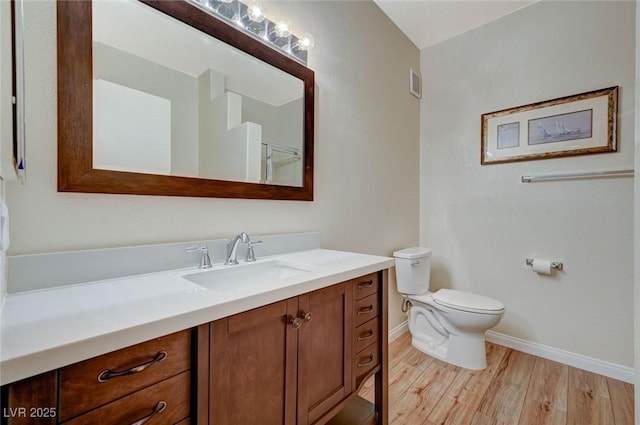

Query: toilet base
[411,331,488,370]
[409,305,489,370]
[411,334,447,362]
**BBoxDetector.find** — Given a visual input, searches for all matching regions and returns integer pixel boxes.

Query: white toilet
[393,247,504,370]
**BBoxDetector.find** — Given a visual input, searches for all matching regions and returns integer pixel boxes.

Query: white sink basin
[182,260,312,290]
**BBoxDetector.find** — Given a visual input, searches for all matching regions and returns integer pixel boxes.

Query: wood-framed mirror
[57,0,314,200]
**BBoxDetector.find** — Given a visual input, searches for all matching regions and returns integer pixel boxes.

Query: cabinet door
[209,298,298,425]
[297,282,353,424]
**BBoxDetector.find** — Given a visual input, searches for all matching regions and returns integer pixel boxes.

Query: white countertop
[0,249,393,385]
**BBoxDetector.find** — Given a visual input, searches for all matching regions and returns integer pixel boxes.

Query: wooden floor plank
[525,358,569,412]
[426,344,508,425]
[399,346,435,372]
[606,377,634,425]
[388,361,459,424]
[478,350,536,425]
[358,375,375,403]
[470,411,498,425]
[567,367,615,425]
[389,332,413,365]
[518,357,568,425]
[388,360,425,403]
[359,332,634,425]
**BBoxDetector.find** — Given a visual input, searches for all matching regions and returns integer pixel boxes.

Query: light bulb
[298,33,315,51]
[247,1,265,22]
[274,18,291,38]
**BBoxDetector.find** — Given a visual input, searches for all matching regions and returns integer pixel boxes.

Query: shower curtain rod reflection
[261,142,301,156]
[521,169,634,183]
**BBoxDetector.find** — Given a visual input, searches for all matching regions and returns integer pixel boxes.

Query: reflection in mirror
[92,0,304,187]
[57,0,314,200]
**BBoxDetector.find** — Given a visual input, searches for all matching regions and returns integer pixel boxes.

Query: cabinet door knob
[290,317,303,329]
[97,351,167,382]
[300,311,313,323]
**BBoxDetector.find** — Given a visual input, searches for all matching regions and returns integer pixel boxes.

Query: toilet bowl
[394,248,504,370]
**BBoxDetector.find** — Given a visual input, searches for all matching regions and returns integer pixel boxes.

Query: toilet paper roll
[532,259,552,275]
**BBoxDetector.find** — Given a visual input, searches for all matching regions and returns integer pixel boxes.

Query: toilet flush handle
[411,260,420,266]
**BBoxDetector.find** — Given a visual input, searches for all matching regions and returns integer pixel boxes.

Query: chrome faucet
[225,232,251,265]
[186,245,212,269]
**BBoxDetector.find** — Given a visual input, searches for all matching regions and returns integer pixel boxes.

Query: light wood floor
[359,331,634,425]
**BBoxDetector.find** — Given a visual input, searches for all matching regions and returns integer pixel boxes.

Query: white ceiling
[373,0,539,50]
[93,0,303,106]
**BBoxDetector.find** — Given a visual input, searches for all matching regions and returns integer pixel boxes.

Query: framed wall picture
[481,86,618,165]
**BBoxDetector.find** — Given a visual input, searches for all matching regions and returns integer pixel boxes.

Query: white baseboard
[486,331,634,384]
[389,321,409,342]
[388,321,634,384]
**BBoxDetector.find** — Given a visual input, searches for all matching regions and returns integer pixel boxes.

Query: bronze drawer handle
[130,401,166,425]
[357,355,374,368]
[357,280,374,289]
[357,305,374,315]
[357,330,374,341]
[97,351,167,383]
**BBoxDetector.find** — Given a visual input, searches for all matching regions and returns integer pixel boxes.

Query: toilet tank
[393,247,432,295]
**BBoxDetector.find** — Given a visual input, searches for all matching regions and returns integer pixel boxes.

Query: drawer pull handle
[357,330,374,341]
[130,401,166,425]
[97,351,167,382]
[357,305,374,315]
[357,280,374,289]
[357,355,374,368]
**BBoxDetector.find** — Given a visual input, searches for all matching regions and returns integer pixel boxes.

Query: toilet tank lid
[393,247,432,259]
[433,289,504,313]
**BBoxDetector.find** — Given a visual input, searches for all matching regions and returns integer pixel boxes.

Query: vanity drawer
[353,343,379,381]
[353,273,379,300]
[62,371,190,425]
[354,317,379,354]
[59,329,191,421]
[354,293,379,327]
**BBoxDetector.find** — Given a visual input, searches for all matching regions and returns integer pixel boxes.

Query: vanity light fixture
[297,33,315,51]
[246,1,265,23]
[189,0,314,65]
[274,18,291,38]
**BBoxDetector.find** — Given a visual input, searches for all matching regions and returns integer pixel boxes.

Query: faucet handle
[186,245,212,269]
[245,240,262,262]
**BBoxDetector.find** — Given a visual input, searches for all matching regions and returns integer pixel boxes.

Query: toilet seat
[410,289,504,315]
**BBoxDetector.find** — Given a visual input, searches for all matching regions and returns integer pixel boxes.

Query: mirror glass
[92,0,304,187]
[57,0,314,200]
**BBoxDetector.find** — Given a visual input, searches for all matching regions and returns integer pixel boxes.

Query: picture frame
[480,86,618,165]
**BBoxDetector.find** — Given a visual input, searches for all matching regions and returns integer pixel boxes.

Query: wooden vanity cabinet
[209,298,299,425]
[1,270,389,425]
[207,270,388,425]
[209,282,353,425]
[1,328,197,425]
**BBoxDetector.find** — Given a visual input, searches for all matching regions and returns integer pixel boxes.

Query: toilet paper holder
[525,258,563,270]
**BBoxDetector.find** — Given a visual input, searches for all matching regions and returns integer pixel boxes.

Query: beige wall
[6,1,420,329]
[420,1,635,367]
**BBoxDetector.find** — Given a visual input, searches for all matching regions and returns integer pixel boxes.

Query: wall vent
[409,68,421,99]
